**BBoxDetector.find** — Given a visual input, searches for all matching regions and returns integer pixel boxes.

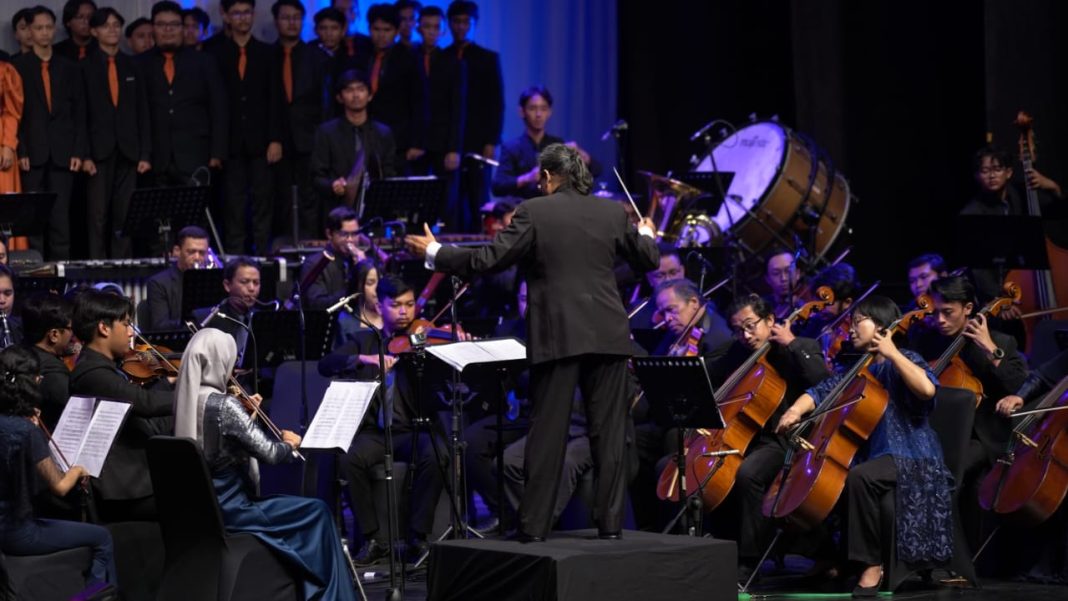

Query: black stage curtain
[620,0,1067,296]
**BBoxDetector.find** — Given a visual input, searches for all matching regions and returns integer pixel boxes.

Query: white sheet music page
[49,396,96,471]
[74,401,131,478]
[426,338,528,372]
[302,381,379,450]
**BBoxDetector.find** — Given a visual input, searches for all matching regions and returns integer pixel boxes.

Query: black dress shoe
[597,531,622,540]
[508,530,545,543]
[353,539,390,567]
[852,569,884,598]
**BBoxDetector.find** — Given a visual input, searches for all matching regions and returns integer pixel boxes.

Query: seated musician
[0,264,21,347]
[491,85,601,201]
[763,247,805,320]
[905,253,947,301]
[995,347,1068,417]
[173,329,356,601]
[70,289,174,521]
[908,275,1027,546]
[706,293,830,579]
[318,275,447,565]
[335,258,382,347]
[777,295,949,596]
[310,68,397,214]
[794,262,858,342]
[22,292,76,430]
[0,346,117,598]
[299,206,367,311]
[193,257,265,373]
[652,278,731,359]
[145,225,211,331]
[627,244,684,329]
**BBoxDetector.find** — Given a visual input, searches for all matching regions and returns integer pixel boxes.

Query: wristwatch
[991,347,1005,360]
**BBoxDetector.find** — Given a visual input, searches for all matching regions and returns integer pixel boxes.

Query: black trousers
[274,152,319,241]
[342,428,446,540]
[222,154,273,255]
[845,455,897,566]
[520,355,629,537]
[86,154,137,259]
[733,436,787,559]
[960,438,995,552]
[22,164,73,260]
[462,414,525,518]
[504,433,592,525]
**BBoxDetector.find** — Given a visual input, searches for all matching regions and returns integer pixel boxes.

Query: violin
[386,284,469,355]
[929,281,1021,407]
[657,286,836,509]
[762,296,934,531]
[121,343,183,385]
[978,375,1068,526]
[816,280,881,368]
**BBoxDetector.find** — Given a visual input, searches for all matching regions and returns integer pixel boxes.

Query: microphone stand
[293,280,309,433]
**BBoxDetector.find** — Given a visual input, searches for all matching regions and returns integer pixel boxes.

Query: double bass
[929,282,1021,407]
[762,297,933,531]
[656,286,835,510]
[1004,112,1068,353]
[978,376,1068,526]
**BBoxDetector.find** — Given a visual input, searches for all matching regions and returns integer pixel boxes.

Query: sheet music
[302,381,379,451]
[426,338,528,372]
[74,401,130,478]
[49,396,96,471]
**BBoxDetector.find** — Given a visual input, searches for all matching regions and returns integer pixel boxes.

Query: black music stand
[358,176,447,227]
[121,186,210,256]
[953,215,1050,274]
[0,192,56,242]
[249,310,334,367]
[181,269,225,323]
[633,356,723,536]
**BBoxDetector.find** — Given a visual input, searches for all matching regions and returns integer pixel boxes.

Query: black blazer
[353,45,421,153]
[309,117,397,200]
[137,46,228,174]
[53,37,96,62]
[32,346,71,431]
[146,264,183,331]
[298,248,353,310]
[81,49,151,163]
[205,36,284,157]
[412,46,454,153]
[435,189,659,364]
[443,42,504,152]
[13,52,87,168]
[276,41,331,155]
[69,347,173,500]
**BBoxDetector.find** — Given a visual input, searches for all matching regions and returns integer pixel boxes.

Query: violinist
[652,278,731,358]
[763,247,804,320]
[707,293,830,576]
[145,225,212,331]
[69,290,173,521]
[0,346,117,598]
[23,292,75,430]
[335,258,382,347]
[777,296,949,596]
[317,274,447,565]
[905,253,947,301]
[193,257,265,371]
[0,263,21,348]
[794,263,858,344]
[628,245,683,329]
[299,206,368,311]
[907,275,1026,545]
[174,329,356,601]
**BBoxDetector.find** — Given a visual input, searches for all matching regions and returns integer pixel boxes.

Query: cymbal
[637,170,702,197]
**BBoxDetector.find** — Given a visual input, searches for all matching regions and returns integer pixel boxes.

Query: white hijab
[174,328,237,443]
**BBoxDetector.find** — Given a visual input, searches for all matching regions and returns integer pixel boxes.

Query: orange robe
[0,61,22,193]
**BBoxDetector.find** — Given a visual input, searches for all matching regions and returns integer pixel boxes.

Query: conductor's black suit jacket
[434,188,659,365]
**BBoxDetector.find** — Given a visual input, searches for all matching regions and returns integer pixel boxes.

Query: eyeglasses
[154,20,182,29]
[851,315,872,328]
[730,319,762,337]
[336,231,361,239]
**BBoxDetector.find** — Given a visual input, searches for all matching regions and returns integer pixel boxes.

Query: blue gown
[202,393,356,601]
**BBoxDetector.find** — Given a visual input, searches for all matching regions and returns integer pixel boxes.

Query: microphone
[355,216,383,235]
[689,119,726,143]
[464,152,500,167]
[326,292,361,315]
[701,449,742,458]
[687,250,716,270]
[199,300,226,327]
[601,119,628,141]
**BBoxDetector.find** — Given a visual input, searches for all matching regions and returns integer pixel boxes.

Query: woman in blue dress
[174,328,356,601]
[0,346,116,598]
[777,296,953,597]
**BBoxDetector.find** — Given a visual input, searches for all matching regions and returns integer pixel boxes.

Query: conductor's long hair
[538,143,593,195]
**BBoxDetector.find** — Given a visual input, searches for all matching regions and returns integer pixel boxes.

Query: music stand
[0,192,56,241]
[953,216,1050,274]
[121,186,211,256]
[181,269,225,323]
[357,176,447,227]
[249,310,334,367]
[633,356,723,536]
[13,276,67,315]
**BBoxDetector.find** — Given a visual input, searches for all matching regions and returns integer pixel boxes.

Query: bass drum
[693,122,851,259]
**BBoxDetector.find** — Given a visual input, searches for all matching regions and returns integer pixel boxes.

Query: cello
[929,281,1021,407]
[656,286,836,510]
[762,297,933,531]
[1004,112,1068,353]
[978,375,1068,527]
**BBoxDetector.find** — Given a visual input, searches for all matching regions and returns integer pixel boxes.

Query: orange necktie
[423,51,430,76]
[78,45,86,60]
[370,51,383,94]
[282,46,293,103]
[41,60,52,113]
[107,55,119,107]
[163,52,175,85]
[238,46,247,80]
